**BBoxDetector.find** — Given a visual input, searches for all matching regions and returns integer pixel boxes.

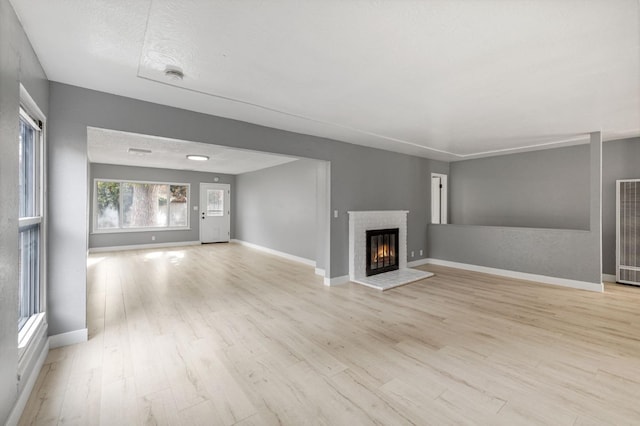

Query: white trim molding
[18,313,46,359]
[602,274,616,283]
[315,268,325,277]
[231,239,316,267]
[426,258,604,293]
[7,335,49,426]
[88,241,201,253]
[407,258,430,268]
[8,326,89,425]
[324,275,350,286]
[49,328,88,349]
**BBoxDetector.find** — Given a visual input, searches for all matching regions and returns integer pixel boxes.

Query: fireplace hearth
[366,228,400,276]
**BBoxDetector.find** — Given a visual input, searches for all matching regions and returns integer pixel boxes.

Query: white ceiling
[12,0,640,161]
[87,127,298,174]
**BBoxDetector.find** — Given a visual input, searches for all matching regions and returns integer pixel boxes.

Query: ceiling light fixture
[164,65,184,81]
[128,147,152,155]
[186,154,209,161]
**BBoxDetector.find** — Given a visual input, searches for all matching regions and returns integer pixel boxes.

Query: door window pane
[207,189,224,216]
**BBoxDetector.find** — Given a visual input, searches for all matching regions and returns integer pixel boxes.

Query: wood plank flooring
[19,243,640,425]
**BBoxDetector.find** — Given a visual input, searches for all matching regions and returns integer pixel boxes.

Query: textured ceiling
[87,128,298,175]
[12,0,640,161]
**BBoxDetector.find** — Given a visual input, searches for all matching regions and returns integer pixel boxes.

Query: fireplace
[366,228,400,276]
[348,211,433,290]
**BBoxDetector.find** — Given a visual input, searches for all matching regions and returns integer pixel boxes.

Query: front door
[199,183,230,243]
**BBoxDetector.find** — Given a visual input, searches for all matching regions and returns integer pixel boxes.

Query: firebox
[366,228,400,276]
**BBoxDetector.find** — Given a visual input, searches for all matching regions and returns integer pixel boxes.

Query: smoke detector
[164,66,184,81]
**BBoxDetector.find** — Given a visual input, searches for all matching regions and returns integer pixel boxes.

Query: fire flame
[373,243,394,263]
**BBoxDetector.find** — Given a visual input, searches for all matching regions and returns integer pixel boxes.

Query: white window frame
[431,173,448,224]
[92,178,191,233]
[18,85,47,361]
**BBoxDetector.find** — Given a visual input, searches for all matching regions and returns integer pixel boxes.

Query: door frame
[431,173,448,224]
[199,182,231,243]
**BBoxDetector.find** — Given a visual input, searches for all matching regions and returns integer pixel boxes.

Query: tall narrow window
[18,107,43,331]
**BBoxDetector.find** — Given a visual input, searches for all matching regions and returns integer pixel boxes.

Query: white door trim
[431,173,448,224]
[199,183,231,243]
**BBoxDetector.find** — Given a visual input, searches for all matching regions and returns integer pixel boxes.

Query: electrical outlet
[411,251,415,257]
[420,249,423,256]
[151,235,156,241]
[334,210,338,218]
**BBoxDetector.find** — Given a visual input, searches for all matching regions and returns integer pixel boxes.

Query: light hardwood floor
[19,243,640,425]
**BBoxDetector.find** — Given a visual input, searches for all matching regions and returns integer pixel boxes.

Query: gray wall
[429,225,597,282]
[429,133,603,285]
[315,161,330,273]
[89,163,235,249]
[0,0,49,422]
[445,136,640,276]
[449,144,590,230]
[235,159,318,261]
[48,82,447,337]
[602,137,640,275]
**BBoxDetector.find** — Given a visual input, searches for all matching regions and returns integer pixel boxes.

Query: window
[94,180,190,232]
[18,107,44,331]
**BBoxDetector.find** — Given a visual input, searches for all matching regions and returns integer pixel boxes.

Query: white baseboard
[89,241,200,253]
[602,274,616,283]
[315,268,325,277]
[324,275,350,286]
[8,327,88,424]
[49,328,88,349]
[407,258,430,268]
[425,258,604,293]
[6,337,49,426]
[231,239,316,267]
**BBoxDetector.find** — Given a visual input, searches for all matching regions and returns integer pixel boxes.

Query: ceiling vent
[128,148,152,155]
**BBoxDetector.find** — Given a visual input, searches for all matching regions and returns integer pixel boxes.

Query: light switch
[334,210,338,218]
